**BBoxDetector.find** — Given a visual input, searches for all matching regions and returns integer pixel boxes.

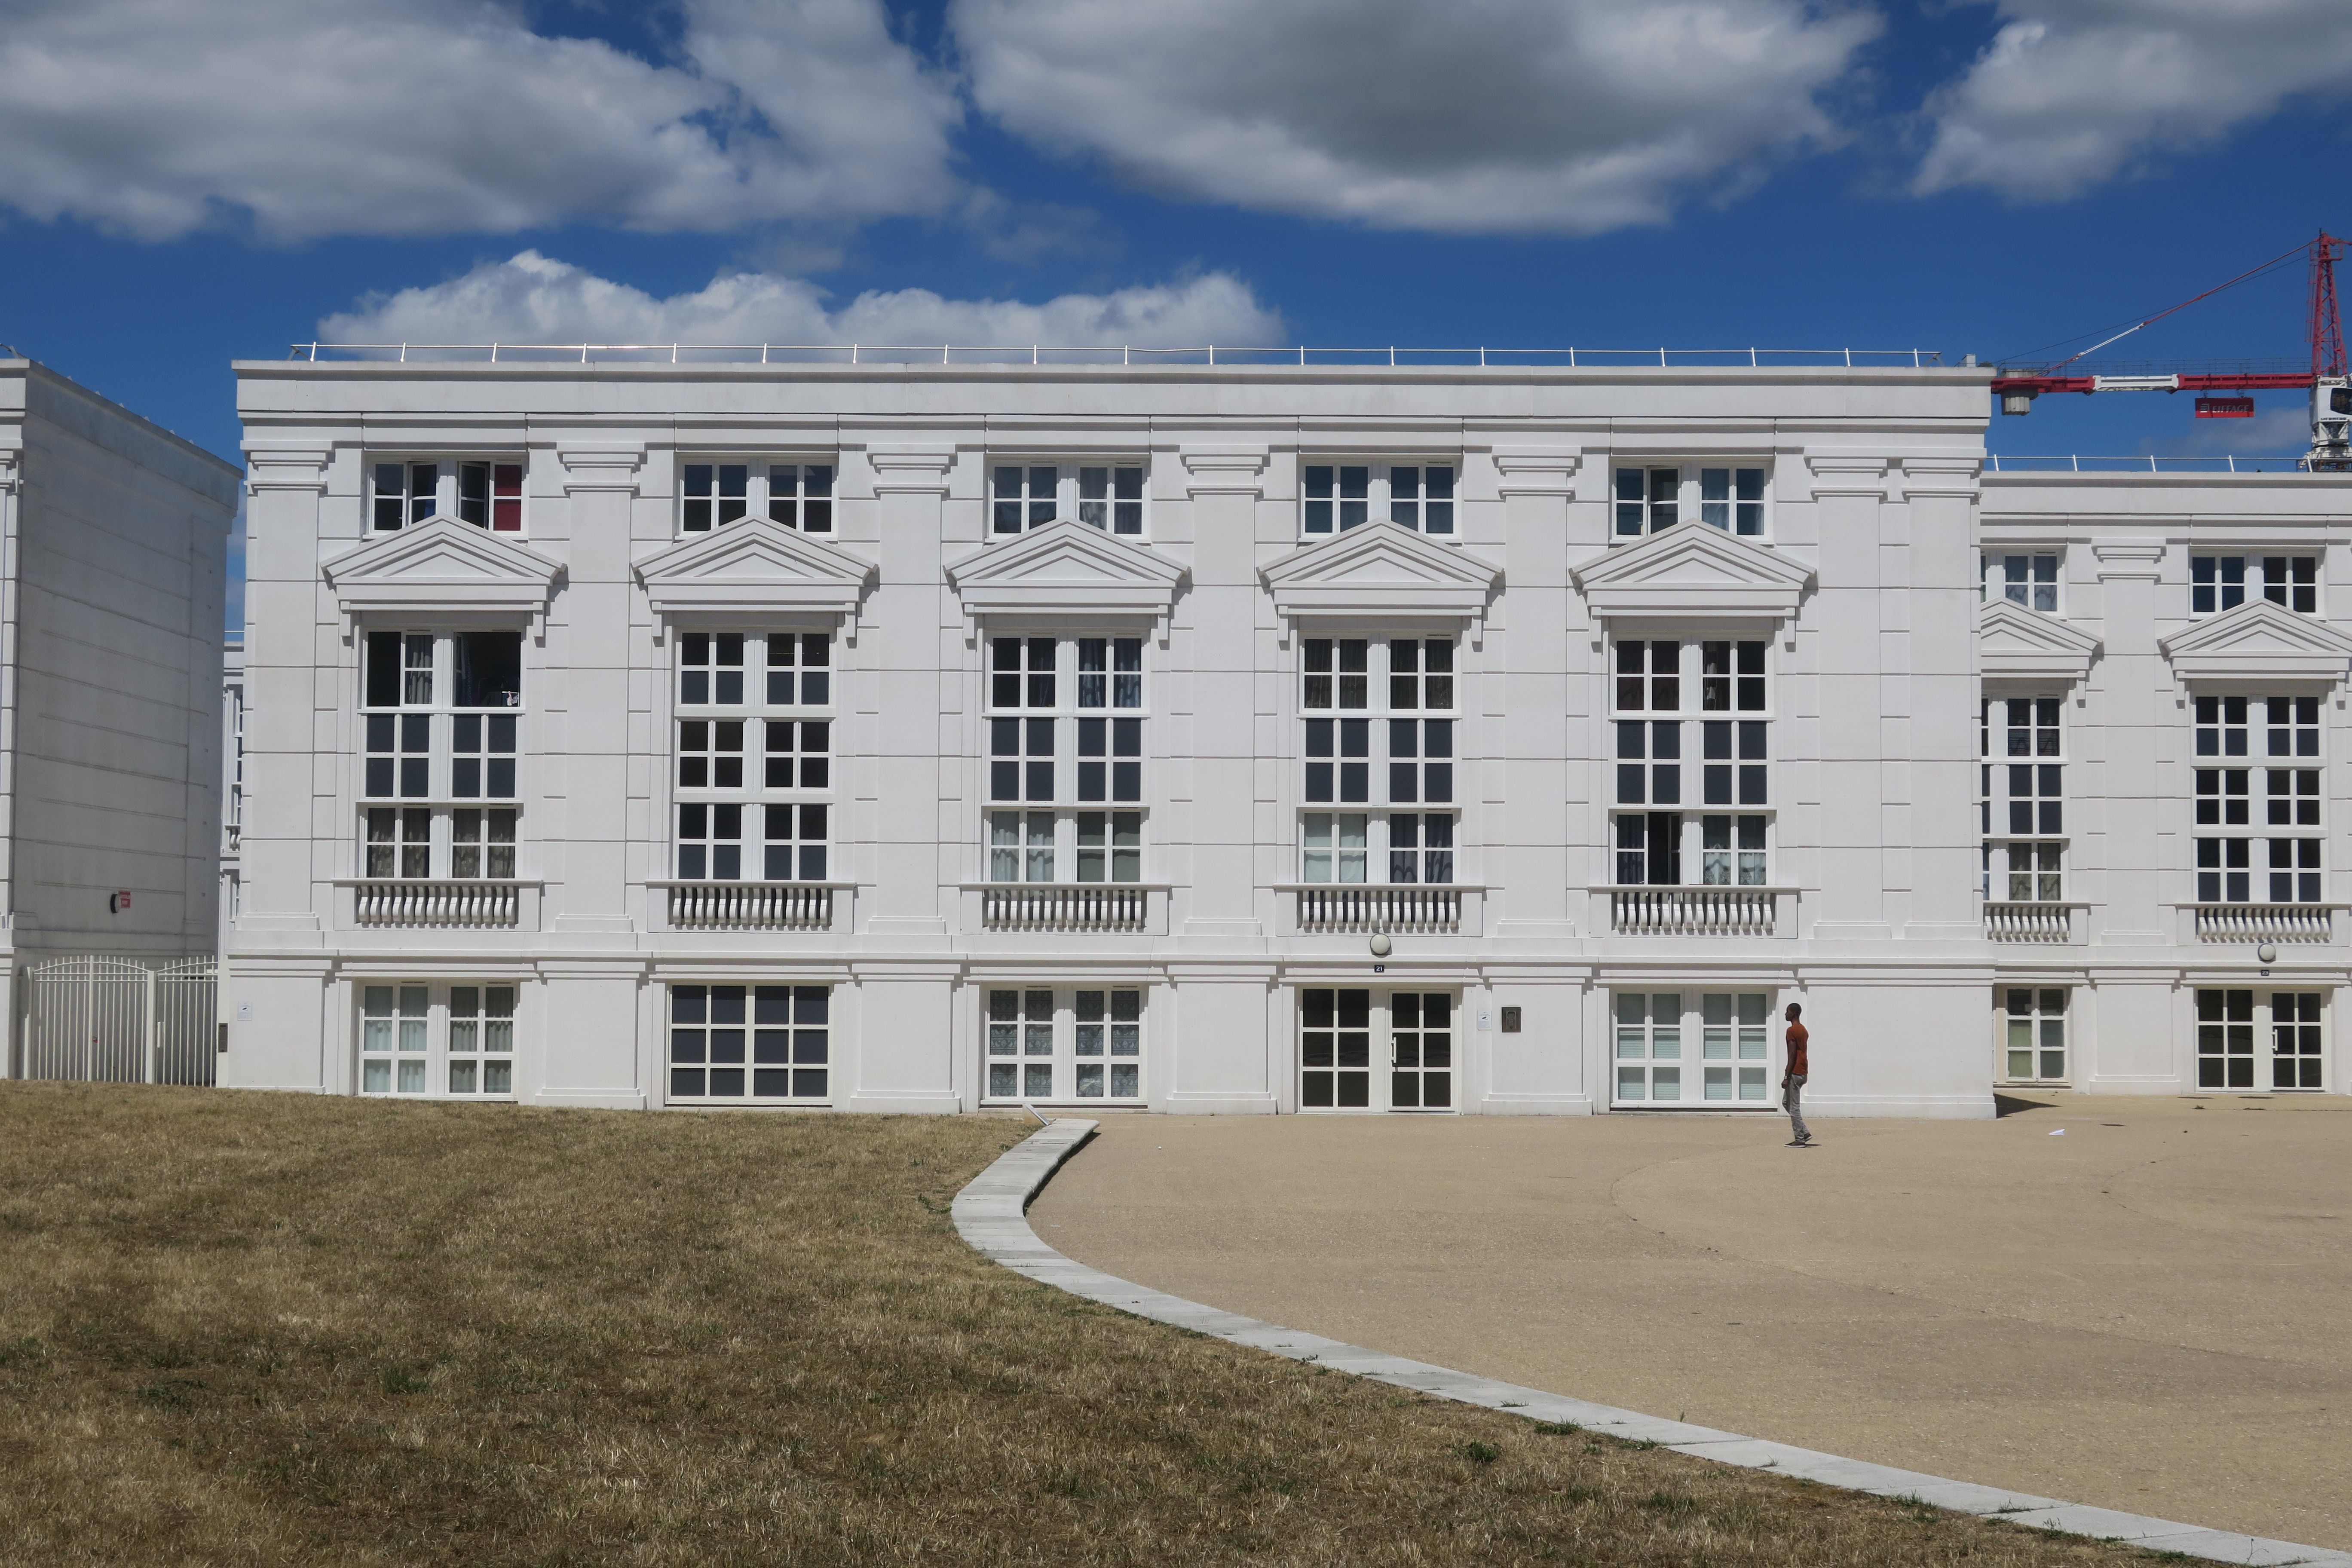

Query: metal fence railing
[15,955,219,1086]
[1986,454,2318,474]
[287,342,1948,369]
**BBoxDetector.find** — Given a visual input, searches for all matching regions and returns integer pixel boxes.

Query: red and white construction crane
[1991,231,2350,471]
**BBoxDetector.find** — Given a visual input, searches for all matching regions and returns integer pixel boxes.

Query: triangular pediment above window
[1979,599,2102,683]
[2158,597,2352,683]
[633,520,876,621]
[324,517,564,617]
[946,520,1187,619]
[1569,521,1812,619]
[1259,520,1501,622]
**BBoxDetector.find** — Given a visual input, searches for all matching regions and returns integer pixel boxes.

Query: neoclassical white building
[222,353,2349,1113]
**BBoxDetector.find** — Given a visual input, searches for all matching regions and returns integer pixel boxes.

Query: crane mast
[1990,231,2349,472]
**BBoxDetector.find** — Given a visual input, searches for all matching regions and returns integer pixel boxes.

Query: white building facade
[223,356,2349,1114]
[0,357,239,1056]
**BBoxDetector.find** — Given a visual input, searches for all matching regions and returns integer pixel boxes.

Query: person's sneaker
[1789,1136,1815,1147]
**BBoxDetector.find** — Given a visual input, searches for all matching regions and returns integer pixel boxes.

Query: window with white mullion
[984,986,1145,1102]
[680,460,836,533]
[1299,636,1458,885]
[359,630,523,879]
[1979,697,2066,901]
[984,634,1148,883]
[1612,463,1767,538]
[2192,553,2318,615]
[360,982,517,1098]
[2193,694,2323,903]
[1612,638,1771,887]
[370,458,523,533]
[1301,461,1458,536]
[674,630,835,883]
[991,461,1148,536]
[1982,551,2060,611]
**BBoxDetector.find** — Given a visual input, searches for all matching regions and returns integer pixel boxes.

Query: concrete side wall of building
[0,360,239,1058]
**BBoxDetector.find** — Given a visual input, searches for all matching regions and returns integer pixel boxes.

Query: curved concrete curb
[953,1119,2350,1568]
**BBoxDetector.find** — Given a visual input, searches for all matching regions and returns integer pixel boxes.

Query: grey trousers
[1783,1073,1810,1140]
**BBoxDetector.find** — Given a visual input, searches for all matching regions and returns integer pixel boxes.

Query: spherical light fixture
[2257,943,2279,965]
[1369,932,1393,958]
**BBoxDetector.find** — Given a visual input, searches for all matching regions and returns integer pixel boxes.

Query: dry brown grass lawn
[0,1083,2189,1567]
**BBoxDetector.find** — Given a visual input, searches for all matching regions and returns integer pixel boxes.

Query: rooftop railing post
[490,343,499,363]
[399,343,408,363]
[1844,347,1853,367]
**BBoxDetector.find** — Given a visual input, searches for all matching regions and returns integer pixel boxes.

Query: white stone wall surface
[220,358,2351,1111]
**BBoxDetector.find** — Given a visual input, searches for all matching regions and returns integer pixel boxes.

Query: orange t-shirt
[1785,1020,1809,1077]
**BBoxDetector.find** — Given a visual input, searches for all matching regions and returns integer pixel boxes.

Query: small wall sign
[1500,1006,1523,1034]
[108,890,132,913]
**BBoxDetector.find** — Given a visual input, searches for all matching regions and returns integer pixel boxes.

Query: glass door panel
[1388,992,1454,1111]
[1614,991,1682,1103]
[2270,992,2325,1090]
[2196,988,2256,1089]
[1700,992,1773,1102]
[1302,988,1372,1109]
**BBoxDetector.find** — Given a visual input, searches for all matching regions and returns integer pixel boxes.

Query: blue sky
[1,0,2346,479]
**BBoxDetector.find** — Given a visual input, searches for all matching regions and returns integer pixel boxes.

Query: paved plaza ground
[1029,1093,2352,1552]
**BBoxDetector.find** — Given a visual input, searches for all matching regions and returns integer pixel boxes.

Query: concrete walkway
[1027,1095,2352,1552]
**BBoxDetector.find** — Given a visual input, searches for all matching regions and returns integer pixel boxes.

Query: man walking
[1782,1002,1813,1147]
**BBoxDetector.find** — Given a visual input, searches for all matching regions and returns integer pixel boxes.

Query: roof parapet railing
[1985,453,2321,475]
[286,342,1947,369]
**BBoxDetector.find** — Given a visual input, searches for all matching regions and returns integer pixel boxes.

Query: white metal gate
[17,956,220,1086]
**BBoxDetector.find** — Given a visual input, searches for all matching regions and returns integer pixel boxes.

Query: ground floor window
[1614,991,1773,1106]
[2000,987,2067,1083]
[668,984,831,1103]
[2196,988,2326,1090]
[983,986,1145,1102]
[1298,989,1455,1112]
[360,981,515,1097]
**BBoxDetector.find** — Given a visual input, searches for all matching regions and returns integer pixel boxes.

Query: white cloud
[0,0,961,240]
[317,251,1285,348]
[1914,0,2352,200]
[949,0,1881,235]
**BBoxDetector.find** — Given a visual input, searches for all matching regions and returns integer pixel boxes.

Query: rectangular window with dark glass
[986,632,1148,880]
[2195,694,2321,902]
[358,629,527,877]
[670,984,829,1102]
[674,630,833,887]
[372,459,523,532]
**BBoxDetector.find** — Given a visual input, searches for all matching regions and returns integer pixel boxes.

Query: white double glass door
[1299,989,1457,1112]
[1614,992,1774,1107]
[2196,989,2327,1091]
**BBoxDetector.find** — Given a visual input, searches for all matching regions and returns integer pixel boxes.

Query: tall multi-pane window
[984,987,1146,1102]
[680,461,836,533]
[359,630,523,879]
[371,459,524,532]
[667,984,830,1103]
[673,631,833,882]
[1983,552,2059,611]
[360,983,516,1098]
[1301,463,1458,535]
[1612,639,1770,886]
[2192,554,2318,615]
[1613,465,1766,537]
[1981,698,2065,901]
[991,462,1147,536]
[1299,636,1457,884]
[2193,695,2321,903]
[985,636,1146,882]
